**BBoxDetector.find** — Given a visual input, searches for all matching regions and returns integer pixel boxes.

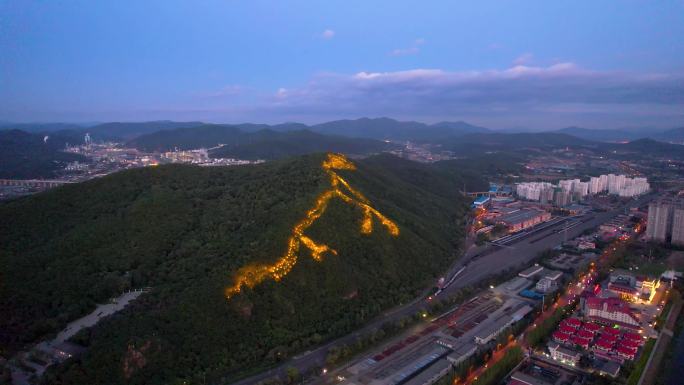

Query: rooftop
[498,209,548,225]
[510,371,554,385]
[595,359,621,377]
[519,265,544,278]
[586,297,637,317]
[548,342,581,358]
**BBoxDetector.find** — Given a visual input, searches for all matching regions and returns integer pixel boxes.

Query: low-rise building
[519,264,544,279]
[473,305,532,345]
[578,240,596,250]
[496,209,551,233]
[594,359,621,378]
[548,342,582,366]
[584,297,641,329]
[607,270,659,303]
[536,278,559,294]
[509,371,554,385]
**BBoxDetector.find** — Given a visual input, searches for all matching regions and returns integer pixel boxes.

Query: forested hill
[127,124,395,156]
[0,153,469,385]
[0,129,85,179]
[209,129,395,160]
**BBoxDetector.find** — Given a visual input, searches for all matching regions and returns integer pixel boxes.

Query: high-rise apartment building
[646,199,674,242]
[672,204,684,246]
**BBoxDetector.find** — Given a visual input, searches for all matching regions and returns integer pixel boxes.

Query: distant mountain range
[127,124,395,158]
[549,126,684,144]
[0,121,204,141]
[309,117,490,141]
[123,118,491,144]
[2,118,680,144]
[1,118,491,143]
[2,118,682,179]
[654,127,684,143]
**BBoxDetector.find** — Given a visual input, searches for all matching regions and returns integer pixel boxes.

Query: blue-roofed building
[472,196,491,209]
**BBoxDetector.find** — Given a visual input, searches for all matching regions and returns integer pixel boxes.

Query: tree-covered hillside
[210,129,394,160]
[0,153,468,385]
[0,129,86,179]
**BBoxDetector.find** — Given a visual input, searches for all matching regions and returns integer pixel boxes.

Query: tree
[285,367,300,385]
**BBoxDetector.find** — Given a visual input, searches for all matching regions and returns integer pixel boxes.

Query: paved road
[229,195,652,385]
[54,290,144,344]
[10,290,146,385]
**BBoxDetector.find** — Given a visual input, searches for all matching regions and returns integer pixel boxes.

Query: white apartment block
[515,174,648,205]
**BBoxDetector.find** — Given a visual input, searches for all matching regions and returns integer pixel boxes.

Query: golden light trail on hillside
[225,153,399,299]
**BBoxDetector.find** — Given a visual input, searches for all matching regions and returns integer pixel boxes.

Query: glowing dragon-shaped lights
[225,153,399,299]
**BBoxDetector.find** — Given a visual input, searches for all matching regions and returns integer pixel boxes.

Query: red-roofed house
[616,346,637,360]
[594,339,614,351]
[578,330,594,339]
[602,327,621,336]
[585,297,640,329]
[622,332,642,342]
[559,324,577,334]
[621,339,640,349]
[566,318,582,327]
[583,322,601,332]
[553,331,571,343]
[571,336,591,349]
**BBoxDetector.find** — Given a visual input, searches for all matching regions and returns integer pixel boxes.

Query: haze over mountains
[125,125,395,158]
[1,117,682,181]
[2,117,680,144]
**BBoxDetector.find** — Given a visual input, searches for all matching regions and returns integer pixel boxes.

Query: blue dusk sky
[1,0,683,129]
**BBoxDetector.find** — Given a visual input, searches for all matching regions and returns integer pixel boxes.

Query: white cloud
[390,38,425,56]
[262,63,684,128]
[321,29,335,39]
[513,53,534,65]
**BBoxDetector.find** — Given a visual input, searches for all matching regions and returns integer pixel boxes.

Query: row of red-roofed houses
[552,316,644,363]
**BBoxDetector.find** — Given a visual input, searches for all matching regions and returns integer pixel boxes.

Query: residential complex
[584,297,640,329]
[516,174,649,205]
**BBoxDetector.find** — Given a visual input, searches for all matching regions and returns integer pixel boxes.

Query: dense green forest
[0,129,85,179]
[209,130,394,160]
[434,152,527,190]
[1,153,469,384]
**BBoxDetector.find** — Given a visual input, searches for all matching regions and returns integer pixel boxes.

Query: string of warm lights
[225,153,400,299]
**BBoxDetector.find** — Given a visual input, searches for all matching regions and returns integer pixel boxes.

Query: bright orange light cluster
[225,153,399,299]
